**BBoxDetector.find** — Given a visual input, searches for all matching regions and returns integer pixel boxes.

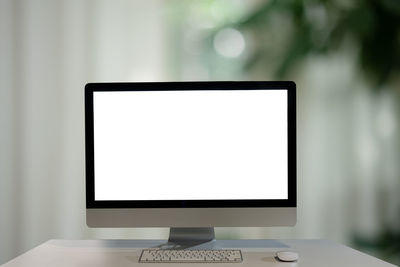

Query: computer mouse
[276,251,299,262]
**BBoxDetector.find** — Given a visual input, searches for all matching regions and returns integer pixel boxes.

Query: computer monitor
[85,81,296,247]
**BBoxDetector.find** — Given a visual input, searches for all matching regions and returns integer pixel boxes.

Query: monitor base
[160,227,217,250]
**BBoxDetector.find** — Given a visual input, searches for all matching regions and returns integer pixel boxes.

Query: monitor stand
[161,227,217,250]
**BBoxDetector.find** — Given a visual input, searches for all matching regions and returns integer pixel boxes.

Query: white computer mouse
[276,251,299,262]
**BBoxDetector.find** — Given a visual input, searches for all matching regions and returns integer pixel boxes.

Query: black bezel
[85,81,296,209]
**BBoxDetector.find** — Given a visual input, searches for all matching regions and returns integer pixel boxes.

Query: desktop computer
[85,81,296,262]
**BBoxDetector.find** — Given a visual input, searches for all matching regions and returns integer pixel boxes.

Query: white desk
[1,239,395,267]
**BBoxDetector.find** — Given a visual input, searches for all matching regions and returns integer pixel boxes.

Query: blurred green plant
[234,1,400,264]
[353,231,400,265]
[236,0,400,89]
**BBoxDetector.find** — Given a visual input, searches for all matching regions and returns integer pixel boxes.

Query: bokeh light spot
[213,28,245,58]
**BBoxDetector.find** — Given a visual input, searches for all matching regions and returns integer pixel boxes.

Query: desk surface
[1,239,395,267]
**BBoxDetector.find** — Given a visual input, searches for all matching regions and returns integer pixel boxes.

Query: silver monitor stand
[164,227,216,249]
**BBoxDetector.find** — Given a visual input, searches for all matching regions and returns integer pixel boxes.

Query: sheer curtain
[0,0,168,264]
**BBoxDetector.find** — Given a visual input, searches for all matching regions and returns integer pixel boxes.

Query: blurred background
[1,0,399,265]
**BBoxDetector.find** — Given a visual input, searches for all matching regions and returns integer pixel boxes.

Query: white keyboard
[139,249,243,263]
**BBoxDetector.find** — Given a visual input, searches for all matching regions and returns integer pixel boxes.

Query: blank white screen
[93,90,287,200]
